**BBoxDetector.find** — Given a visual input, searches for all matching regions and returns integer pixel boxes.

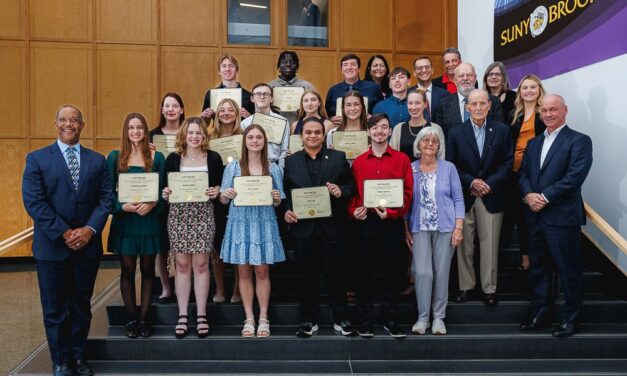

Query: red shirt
[442,73,458,94]
[348,145,414,219]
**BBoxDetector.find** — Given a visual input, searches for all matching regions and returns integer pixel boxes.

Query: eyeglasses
[420,138,440,145]
[57,118,82,125]
[487,72,502,78]
[414,65,432,71]
[253,92,272,98]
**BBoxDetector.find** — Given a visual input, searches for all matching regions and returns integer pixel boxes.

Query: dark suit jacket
[22,142,114,261]
[432,92,505,138]
[283,148,355,238]
[446,119,513,213]
[518,125,593,226]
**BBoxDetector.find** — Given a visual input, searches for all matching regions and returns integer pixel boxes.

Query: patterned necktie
[462,97,470,122]
[67,147,79,190]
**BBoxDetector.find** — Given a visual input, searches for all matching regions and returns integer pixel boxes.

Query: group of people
[22,47,592,376]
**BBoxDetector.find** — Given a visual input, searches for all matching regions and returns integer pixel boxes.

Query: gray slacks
[412,231,455,322]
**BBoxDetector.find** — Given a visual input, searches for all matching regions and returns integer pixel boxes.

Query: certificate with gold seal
[167,172,209,203]
[291,186,332,219]
[251,113,287,145]
[335,97,368,117]
[332,131,369,159]
[210,88,242,110]
[152,135,177,158]
[272,86,305,112]
[210,134,243,165]
[288,135,303,153]
[233,176,273,206]
[118,172,159,203]
[363,179,404,208]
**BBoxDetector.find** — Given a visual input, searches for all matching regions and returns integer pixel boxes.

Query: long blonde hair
[511,74,545,125]
[209,98,243,139]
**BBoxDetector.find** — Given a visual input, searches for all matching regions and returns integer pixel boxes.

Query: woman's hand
[206,186,220,200]
[221,188,237,200]
[405,230,413,251]
[271,189,281,206]
[201,108,215,119]
[162,187,172,201]
[452,228,463,247]
[122,203,140,213]
[136,202,157,216]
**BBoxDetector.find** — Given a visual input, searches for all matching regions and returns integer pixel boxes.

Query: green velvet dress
[106,150,166,256]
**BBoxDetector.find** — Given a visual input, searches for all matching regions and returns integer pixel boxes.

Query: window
[287,0,328,47]
[227,0,271,45]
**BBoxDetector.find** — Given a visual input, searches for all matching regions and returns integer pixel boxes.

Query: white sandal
[242,318,255,338]
[257,318,270,338]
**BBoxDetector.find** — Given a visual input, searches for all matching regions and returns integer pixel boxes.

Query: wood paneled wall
[1,0,457,256]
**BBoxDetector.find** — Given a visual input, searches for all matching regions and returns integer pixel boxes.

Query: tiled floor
[0,261,120,375]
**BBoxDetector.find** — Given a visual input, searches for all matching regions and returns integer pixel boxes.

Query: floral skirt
[167,201,215,254]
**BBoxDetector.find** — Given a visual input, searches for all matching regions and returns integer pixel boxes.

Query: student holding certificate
[148,92,185,306]
[240,83,290,167]
[291,90,334,136]
[219,124,286,338]
[208,98,243,304]
[106,113,166,338]
[283,117,356,337]
[404,127,464,335]
[348,113,413,338]
[162,117,224,338]
[325,90,368,151]
[201,54,254,120]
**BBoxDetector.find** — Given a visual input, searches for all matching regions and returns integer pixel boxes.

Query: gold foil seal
[308,209,316,217]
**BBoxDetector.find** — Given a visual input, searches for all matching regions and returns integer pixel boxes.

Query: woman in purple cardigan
[404,127,465,335]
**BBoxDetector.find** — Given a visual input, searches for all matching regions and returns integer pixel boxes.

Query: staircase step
[106,300,627,326]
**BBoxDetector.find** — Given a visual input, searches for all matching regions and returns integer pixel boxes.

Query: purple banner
[494,0,627,85]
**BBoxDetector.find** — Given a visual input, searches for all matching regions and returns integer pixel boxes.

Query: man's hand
[326,182,342,198]
[471,179,491,196]
[353,206,367,220]
[374,206,387,219]
[284,210,299,223]
[525,193,547,212]
[66,227,94,251]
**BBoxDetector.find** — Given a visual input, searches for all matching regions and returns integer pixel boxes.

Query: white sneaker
[431,318,447,335]
[411,320,430,335]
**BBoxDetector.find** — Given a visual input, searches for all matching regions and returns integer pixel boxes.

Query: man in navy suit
[22,104,114,376]
[408,56,449,122]
[432,63,504,138]
[518,94,593,337]
[446,89,513,306]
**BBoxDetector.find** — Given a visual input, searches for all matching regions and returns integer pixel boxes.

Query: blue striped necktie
[67,147,79,190]
[462,97,470,122]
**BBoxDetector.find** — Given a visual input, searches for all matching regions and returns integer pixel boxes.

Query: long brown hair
[118,113,153,173]
[338,90,368,132]
[174,117,210,156]
[511,74,545,125]
[296,90,328,121]
[239,124,270,177]
[209,98,243,139]
[157,92,185,129]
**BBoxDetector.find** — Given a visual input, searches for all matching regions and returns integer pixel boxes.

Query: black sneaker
[333,320,357,336]
[384,322,406,338]
[296,322,319,337]
[357,323,374,338]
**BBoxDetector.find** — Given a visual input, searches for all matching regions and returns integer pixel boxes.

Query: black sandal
[175,315,189,339]
[126,320,139,338]
[196,314,209,338]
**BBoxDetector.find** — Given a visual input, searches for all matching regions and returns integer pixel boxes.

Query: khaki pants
[458,197,503,294]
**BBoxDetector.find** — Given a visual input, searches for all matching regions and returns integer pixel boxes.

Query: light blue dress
[219,161,286,265]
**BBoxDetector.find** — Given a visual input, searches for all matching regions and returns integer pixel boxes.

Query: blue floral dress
[419,170,439,231]
[219,161,286,265]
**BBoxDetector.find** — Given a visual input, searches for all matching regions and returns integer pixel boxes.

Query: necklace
[408,122,423,137]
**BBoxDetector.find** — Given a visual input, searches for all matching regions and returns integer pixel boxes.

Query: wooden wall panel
[395,0,445,52]
[97,45,157,138]
[0,42,27,137]
[0,140,29,247]
[222,48,277,90]
[29,138,94,151]
[30,42,93,138]
[95,139,119,158]
[395,53,445,85]
[338,52,393,82]
[29,0,92,40]
[97,0,157,42]
[0,0,25,39]
[296,51,337,100]
[160,0,219,46]
[161,47,216,117]
[340,0,393,51]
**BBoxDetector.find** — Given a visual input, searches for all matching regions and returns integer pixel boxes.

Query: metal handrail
[0,227,34,257]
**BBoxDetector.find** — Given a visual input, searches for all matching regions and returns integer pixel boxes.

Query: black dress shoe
[455,290,470,303]
[53,363,73,376]
[139,320,153,338]
[74,359,94,376]
[519,315,552,331]
[484,293,498,306]
[552,322,578,338]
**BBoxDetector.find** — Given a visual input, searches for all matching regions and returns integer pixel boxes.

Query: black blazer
[407,84,449,117]
[165,151,225,203]
[518,125,593,227]
[283,148,355,238]
[511,112,546,145]
[432,92,505,138]
[446,119,513,213]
